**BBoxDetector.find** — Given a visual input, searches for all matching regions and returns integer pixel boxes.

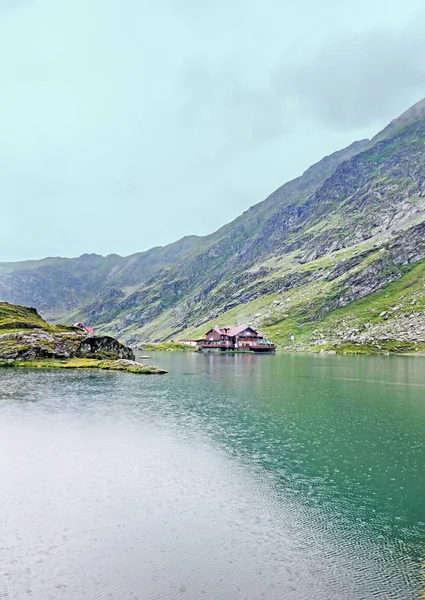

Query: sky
[1,0,425,261]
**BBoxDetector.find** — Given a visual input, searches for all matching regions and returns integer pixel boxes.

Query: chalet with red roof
[197,325,275,353]
[74,322,95,335]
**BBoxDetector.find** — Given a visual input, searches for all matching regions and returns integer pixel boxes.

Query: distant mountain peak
[372,96,425,144]
[395,96,425,121]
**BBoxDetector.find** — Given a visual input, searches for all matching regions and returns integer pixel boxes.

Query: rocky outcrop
[100,359,167,374]
[0,330,134,361]
[0,302,134,362]
[356,312,425,345]
[75,335,134,360]
[296,309,425,354]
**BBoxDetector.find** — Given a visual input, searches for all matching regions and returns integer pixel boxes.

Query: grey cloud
[281,12,425,129]
[180,62,290,147]
[1,0,425,261]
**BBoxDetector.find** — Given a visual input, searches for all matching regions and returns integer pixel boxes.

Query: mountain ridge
[0,136,369,318]
[2,97,425,353]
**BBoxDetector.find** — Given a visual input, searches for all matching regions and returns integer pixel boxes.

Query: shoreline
[141,347,425,357]
[0,358,168,374]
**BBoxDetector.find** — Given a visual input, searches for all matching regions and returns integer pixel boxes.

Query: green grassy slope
[0,302,71,334]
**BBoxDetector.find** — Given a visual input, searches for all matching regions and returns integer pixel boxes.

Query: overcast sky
[2,0,425,261]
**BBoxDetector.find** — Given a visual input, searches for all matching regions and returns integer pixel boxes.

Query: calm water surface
[0,353,424,599]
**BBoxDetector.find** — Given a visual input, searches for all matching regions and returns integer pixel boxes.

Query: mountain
[2,97,425,354]
[0,235,200,318]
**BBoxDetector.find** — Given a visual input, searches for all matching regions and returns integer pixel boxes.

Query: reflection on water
[0,353,424,599]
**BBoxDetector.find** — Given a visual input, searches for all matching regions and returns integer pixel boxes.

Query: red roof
[228,326,255,336]
[208,325,261,337]
[74,322,94,334]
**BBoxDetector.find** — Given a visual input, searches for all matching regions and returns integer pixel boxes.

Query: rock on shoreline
[0,329,135,361]
[0,302,167,374]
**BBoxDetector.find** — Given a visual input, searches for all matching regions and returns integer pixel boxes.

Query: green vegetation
[0,358,102,369]
[332,341,425,355]
[0,301,71,333]
[139,342,194,352]
[0,357,167,374]
[265,259,425,352]
[359,141,402,163]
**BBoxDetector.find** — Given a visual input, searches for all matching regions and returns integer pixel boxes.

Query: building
[74,322,95,335]
[197,325,275,353]
[178,339,198,347]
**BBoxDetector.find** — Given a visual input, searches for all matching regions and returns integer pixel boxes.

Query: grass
[139,342,194,352]
[359,141,402,164]
[0,357,167,374]
[331,341,425,355]
[267,259,425,351]
[0,358,102,369]
[0,301,72,334]
[318,259,425,325]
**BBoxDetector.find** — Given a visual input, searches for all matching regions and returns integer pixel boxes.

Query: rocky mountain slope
[2,98,425,353]
[0,236,200,318]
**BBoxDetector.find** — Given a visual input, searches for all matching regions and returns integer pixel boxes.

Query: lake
[0,352,424,599]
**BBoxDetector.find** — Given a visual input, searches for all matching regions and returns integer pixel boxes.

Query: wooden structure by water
[197,326,275,353]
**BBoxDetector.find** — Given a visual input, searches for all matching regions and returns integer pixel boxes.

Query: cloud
[180,62,290,149]
[0,0,26,7]
[1,0,425,261]
[281,9,425,130]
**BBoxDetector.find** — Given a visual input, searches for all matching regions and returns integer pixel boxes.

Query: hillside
[0,237,201,319]
[0,139,366,320]
[2,97,425,353]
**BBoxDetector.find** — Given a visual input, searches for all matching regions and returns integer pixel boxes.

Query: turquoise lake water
[0,352,424,599]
